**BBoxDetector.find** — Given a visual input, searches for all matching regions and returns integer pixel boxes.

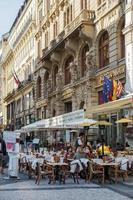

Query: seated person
[65,147,74,160]
[59,148,65,157]
[85,142,93,158]
[74,147,86,160]
[98,142,110,158]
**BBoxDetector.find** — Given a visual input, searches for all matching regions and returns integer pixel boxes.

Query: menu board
[3,131,20,152]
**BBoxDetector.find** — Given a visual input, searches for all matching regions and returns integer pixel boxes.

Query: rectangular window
[45,31,48,47]
[7,104,10,120]
[64,101,72,113]
[64,12,66,27]
[42,106,47,119]
[38,40,41,58]
[53,21,58,38]
[67,8,70,25]
[37,108,42,120]
[70,5,73,21]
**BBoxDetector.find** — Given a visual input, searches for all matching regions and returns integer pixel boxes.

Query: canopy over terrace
[86,93,133,116]
[21,110,97,132]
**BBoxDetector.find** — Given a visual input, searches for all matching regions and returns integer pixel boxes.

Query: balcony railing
[64,9,95,37]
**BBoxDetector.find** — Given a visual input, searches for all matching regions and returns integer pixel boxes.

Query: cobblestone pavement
[0,176,132,200]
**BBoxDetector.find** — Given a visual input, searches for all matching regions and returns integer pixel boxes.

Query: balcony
[43,31,65,55]
[40,10,94,63]
[64,9,95,38]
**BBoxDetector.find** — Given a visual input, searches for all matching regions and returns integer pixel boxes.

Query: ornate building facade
[33,0,132,145]
[1,0,36,130]
[1,0,133,146]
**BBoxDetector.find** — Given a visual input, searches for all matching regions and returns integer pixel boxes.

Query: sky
[0,0,24,39]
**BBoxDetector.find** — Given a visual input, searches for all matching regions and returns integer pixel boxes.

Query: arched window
[99,31,109,68]
[64,56,73,85]
[44,71,49,98]
[120,20,125,59]
[53,65,58,89]
[37,76,41,98]
[81,45,89,77]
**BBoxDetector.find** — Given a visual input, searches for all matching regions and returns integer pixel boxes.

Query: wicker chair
[89,161,104,184]
[109,161,128,183]
[35,162,54,185]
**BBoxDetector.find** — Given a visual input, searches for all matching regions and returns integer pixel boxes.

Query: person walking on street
[0,134,7,174]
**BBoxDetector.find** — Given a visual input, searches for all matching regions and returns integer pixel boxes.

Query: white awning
[21,110,97,131]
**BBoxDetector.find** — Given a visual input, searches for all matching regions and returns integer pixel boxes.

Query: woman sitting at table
[74,147,87,160]
[59,148,65,157]
[65,147,74,160]
[84,142,93,158]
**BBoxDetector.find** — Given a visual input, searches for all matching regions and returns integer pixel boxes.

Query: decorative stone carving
[50,52,61,63]
[56,68,63,91]
[65,39,76,56]
[70,61,78,83]
[86,47,97,77]
[47,74,52,94]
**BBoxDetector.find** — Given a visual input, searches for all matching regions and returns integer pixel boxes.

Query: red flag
[12,68,21,86]
[116,80,123,98]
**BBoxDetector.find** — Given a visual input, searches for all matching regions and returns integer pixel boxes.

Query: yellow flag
[112,80,117,100]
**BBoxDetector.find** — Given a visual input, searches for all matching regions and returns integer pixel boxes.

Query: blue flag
[103,76,112,103]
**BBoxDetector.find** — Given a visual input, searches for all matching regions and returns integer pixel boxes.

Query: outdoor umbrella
[79,119,97,127]
[115,118,133,124]
[94,120,112,126]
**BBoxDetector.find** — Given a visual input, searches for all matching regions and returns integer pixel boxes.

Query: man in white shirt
[75,132,85,149]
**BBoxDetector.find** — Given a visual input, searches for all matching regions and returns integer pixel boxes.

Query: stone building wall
[34,0,126,122]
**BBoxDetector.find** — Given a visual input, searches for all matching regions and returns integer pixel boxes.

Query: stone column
[123,0,133,93]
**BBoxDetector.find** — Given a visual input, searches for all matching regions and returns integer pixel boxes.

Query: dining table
[92,159,120,184]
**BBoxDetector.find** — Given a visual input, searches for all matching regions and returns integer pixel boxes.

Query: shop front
[87,94,133,148]
[21,109,97,145]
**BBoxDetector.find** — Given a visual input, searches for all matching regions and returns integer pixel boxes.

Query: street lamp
[84,125,90,145]
[99,125,105,158]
